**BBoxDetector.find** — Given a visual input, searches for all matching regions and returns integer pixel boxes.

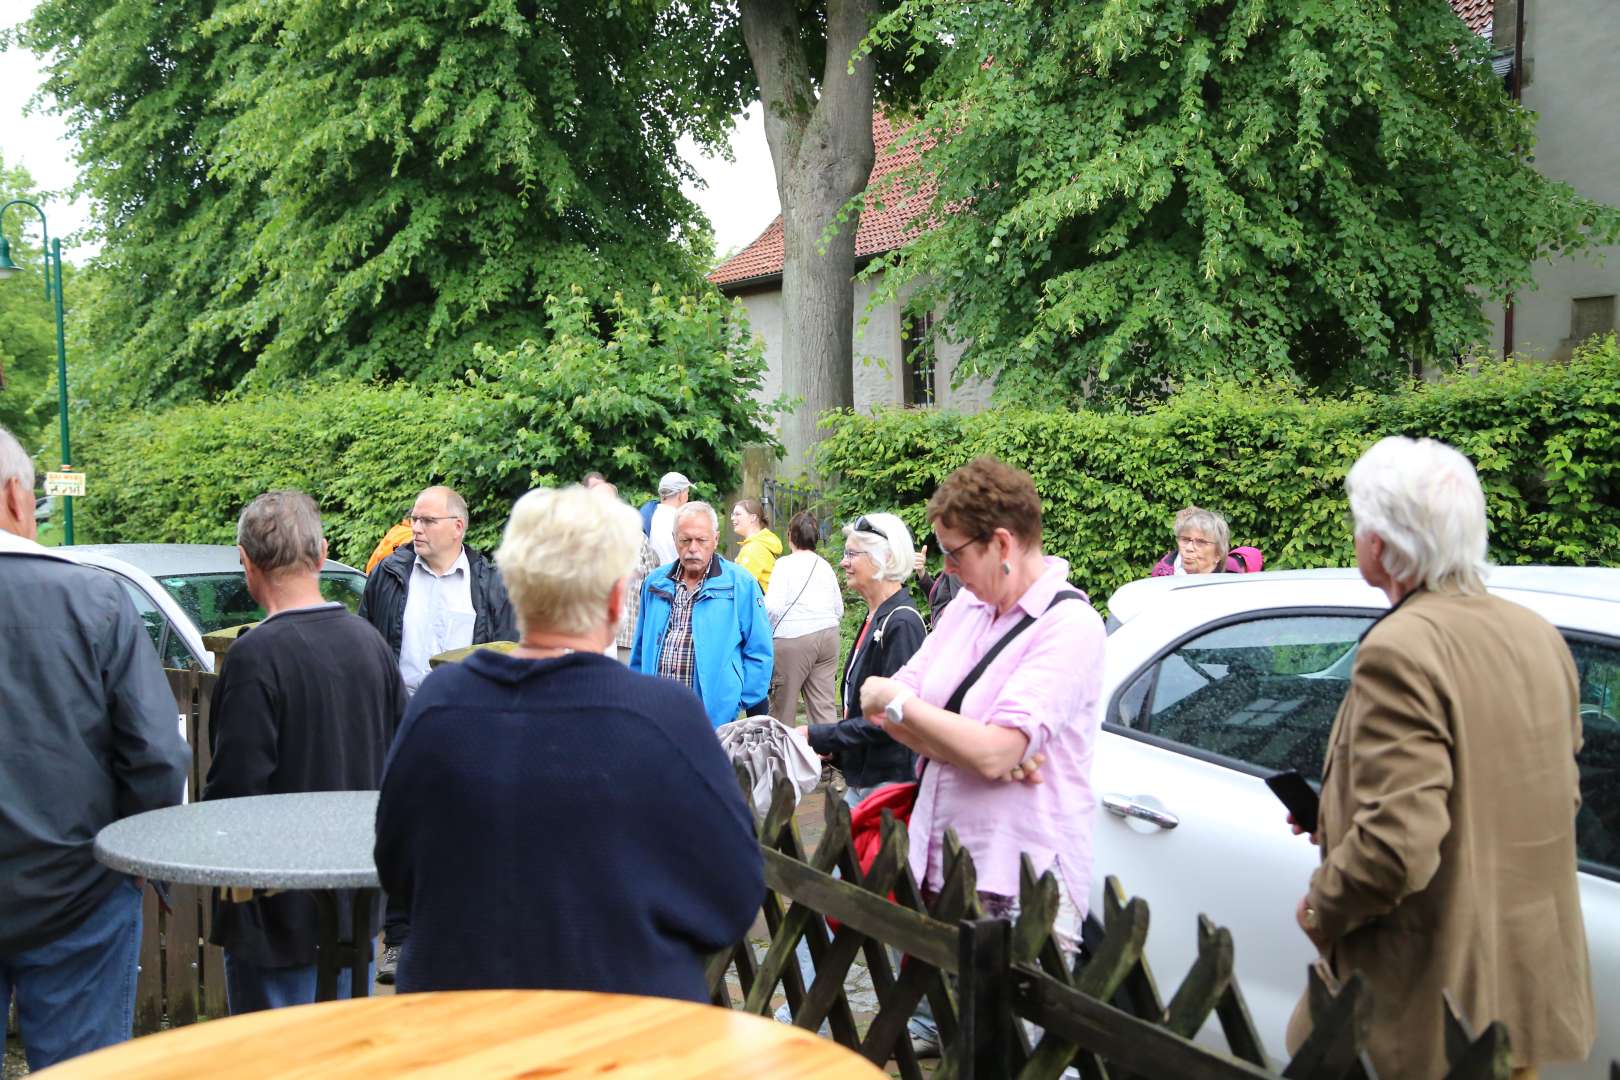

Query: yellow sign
[44,470,86,497]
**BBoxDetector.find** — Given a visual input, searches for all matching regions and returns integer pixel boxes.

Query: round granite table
[37,990,890,1078]
[94,791,381,1001]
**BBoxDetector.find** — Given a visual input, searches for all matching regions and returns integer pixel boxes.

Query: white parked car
[58,544,369,672]
[1095,567,1618,1077]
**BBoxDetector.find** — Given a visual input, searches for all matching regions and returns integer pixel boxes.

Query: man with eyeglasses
[357,484,517,984]
[630,501,773,728]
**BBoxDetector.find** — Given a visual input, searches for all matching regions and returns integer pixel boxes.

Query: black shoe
[376,943,401,985]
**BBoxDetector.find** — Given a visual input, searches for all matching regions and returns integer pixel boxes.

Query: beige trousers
[768,627,840,727]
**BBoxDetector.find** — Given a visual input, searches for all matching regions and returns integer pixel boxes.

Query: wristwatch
[885,689,913,727]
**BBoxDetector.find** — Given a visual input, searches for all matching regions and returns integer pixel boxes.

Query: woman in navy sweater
[374,485,765,1002]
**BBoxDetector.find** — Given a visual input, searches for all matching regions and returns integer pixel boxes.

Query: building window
[901,311,937,407]
[1571,296,1617,347]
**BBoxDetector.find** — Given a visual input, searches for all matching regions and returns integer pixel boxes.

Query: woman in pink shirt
[860,457,1105,961]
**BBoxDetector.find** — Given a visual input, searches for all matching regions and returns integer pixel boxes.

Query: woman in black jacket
[805,511,927,806]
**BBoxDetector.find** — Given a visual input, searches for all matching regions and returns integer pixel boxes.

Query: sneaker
[909,1030,941,1059]
[376,944,401,985]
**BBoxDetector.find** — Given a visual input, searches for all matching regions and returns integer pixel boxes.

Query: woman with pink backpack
[1150,506,1264,576]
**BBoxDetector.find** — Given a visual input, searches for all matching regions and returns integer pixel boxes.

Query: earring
[1001,561,1011,576]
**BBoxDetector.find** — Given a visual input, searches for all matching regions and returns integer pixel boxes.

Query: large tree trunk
[741,0,877,472]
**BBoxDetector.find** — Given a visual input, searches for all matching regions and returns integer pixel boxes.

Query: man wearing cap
[648,472,693,565]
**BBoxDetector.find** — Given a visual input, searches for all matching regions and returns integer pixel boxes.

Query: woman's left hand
[999,752,1046,786]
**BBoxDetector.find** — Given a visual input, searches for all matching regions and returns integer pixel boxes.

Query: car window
[155,570,367,635]
[1111,615,1374,779]
[111,577,198,671]
[1569,637,1620,875]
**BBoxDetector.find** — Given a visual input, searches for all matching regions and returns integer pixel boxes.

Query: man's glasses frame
[409,514,462,527]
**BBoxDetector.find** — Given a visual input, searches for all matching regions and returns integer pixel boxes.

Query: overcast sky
[0,5,779,265]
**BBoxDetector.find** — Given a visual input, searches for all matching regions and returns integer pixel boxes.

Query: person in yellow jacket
[730,498,781,593]
[365,517,415,574]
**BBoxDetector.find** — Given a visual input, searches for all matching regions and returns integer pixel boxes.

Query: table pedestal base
[313,888,376,1002]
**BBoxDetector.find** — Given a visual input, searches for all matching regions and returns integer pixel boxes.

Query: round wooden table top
[39,989,890,1078]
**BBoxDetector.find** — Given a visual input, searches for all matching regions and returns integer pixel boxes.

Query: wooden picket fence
[133,669,227,1033]
[129,671,1605,1080]
[709,773,1537,1079]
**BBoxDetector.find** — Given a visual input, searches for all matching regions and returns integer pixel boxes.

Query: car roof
[1107,565,1620,626]
[59,543,362,576]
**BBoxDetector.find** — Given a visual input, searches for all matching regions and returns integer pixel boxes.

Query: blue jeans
[0,877,143,1071]
[224,946,373,1014]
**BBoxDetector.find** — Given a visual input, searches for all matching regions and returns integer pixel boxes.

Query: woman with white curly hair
[801,511,928,806]
[375,484,763,1001]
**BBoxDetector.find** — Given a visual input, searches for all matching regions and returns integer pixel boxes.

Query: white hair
[496,485,642,636]
[1174,506,1230,562]
[675,500,720,536]
[0,425,34,494]
[842,512,915,583]
[1346,436,1488,595]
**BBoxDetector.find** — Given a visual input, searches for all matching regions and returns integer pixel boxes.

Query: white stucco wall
[727,269,994,469]
[1480,0,1620,359]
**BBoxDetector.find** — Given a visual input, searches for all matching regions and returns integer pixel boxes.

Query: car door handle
[1102,794,1180,830]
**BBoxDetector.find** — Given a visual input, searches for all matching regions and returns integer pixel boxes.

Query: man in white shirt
[356,484,516,982]
[648,472,693,565]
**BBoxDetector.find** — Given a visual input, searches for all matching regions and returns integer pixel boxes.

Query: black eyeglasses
[938,532,988,565]
[853,516,888,542]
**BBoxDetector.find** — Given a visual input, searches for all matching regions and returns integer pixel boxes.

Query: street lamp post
[0,199,74,544]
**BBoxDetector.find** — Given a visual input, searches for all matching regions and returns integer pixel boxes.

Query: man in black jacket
[357,483,516,981]
[357,485,518,693]
[0,424,189,1069]
[203,490,407,1013]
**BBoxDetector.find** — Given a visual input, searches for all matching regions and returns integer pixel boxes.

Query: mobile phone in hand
[1266,771,1321,836]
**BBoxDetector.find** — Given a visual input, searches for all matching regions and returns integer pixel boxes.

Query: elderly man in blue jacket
[631,501,773,727]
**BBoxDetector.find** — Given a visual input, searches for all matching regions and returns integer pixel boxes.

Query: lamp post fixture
[0,199,74,544]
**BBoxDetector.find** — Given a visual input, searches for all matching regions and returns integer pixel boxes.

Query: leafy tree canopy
[0,157,63,457]
[13,0,755,409]
[868,0,1620,405]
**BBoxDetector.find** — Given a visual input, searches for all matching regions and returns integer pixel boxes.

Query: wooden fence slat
[1101,877,1163,1021]
[1011,964,1277,1080]
[199,892,227,1019]
[1162,917,1236,1039]
[1280,964,1374,1080]
[134,884,164,1035]
[859,834,977,1067]
[163,885,202,1028]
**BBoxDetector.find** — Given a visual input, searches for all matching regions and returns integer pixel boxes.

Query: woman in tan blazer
[1287,436,1595,1079]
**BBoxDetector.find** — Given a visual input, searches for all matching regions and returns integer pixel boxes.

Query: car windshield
[155,571,368,635]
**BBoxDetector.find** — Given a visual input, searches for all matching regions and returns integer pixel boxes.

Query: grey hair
[843,512,915,583]
[674,500,720,536]
[1174,506,1230,562]
[0,425,34,494]
[237,490,326,574]
[1346,436,1488,595]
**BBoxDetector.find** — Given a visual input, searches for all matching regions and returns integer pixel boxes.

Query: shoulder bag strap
[943,589,1084,713]
[768,556,822,633]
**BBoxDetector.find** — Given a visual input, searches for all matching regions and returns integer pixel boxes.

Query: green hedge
[817,336,1620,609]
[76,289,779,566]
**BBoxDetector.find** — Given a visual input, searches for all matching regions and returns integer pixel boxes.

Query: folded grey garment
[716,715,822,818]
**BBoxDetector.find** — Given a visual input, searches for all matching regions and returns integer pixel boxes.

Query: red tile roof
[716,5,1493,289]
[1450,0,1492,36]
[708,112,936,289]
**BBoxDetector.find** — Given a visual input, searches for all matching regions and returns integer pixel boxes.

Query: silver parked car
[1096,567,1618,1077]
[57,544,368,672]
